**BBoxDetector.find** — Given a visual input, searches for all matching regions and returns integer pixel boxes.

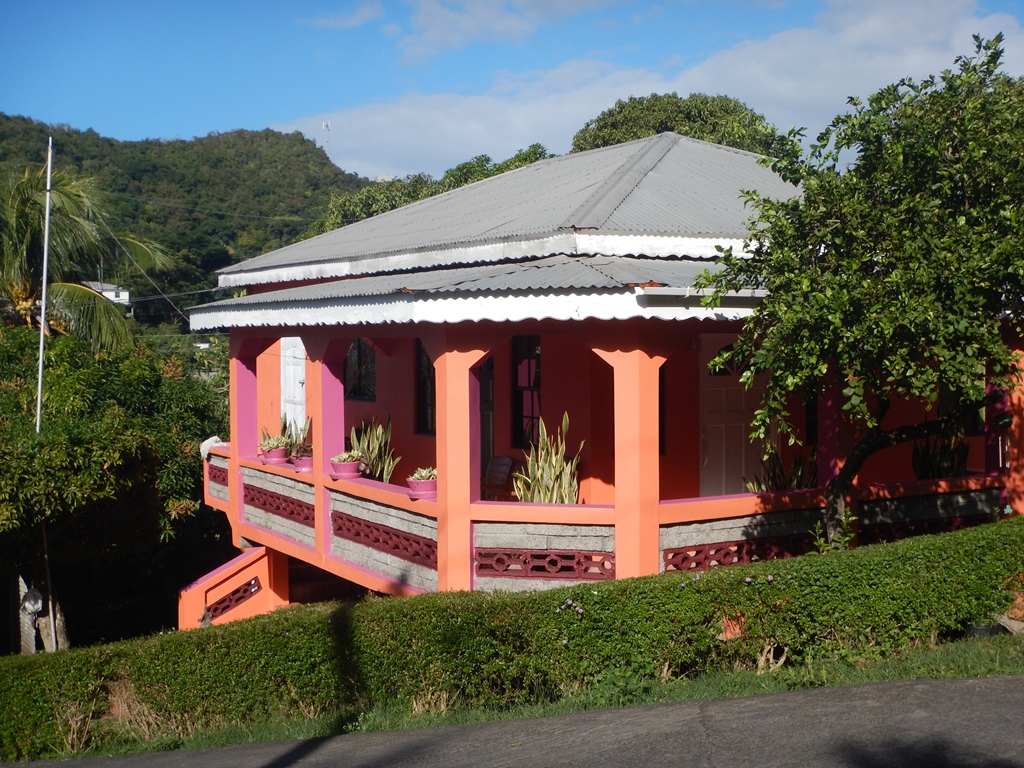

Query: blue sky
[4,1,1024,179]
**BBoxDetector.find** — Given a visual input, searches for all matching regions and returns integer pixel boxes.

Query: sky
[4,0,1024,180]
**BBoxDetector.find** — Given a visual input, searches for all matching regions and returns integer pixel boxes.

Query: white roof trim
[189,290,752,331]
[216,233,746,290]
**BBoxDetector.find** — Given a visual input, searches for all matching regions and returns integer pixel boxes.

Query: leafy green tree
[0,164,166,351]
[0,326,229,648]
[306,144,550,236]
[571,92,790,155]
[698,36,1024,541]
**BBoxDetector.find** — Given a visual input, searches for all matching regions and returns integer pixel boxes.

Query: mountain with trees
[0,115,369,323]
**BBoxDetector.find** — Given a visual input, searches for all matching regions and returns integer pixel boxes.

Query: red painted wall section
[1004,349,1024,515]
[542,334,594,501]
[660,342,701,500]
[343,337,436,482]
[586,352,615,504]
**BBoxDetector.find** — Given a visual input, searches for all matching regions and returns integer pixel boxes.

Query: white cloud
[278,0,1024,178]
[400,0,616,58]
[304,2,383,29]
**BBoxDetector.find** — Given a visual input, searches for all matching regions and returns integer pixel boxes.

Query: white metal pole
[35,135,53,434]
[34,135,58,652]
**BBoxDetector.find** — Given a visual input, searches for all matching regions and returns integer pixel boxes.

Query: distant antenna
[321,121,330,149]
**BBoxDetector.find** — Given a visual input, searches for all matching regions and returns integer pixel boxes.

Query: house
[181,133,1024,629]
[82,280,130,305]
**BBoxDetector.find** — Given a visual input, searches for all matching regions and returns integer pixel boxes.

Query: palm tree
[0,164,168,351]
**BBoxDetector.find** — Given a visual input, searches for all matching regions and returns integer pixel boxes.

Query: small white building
[83,281,130,305]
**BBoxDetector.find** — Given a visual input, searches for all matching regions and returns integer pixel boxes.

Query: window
[415,339,435,434]
[511,335,541,449]
[345,338,376,400]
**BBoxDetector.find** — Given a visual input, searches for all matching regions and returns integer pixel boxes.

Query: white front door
[699,334,765,496]
[280,336,306,432]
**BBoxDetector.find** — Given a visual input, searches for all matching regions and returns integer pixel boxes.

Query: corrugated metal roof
[217,133,795,285]
[195,254,719,313]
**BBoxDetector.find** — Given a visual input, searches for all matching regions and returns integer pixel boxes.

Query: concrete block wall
[329,490,438,591]
[473,522,615,592]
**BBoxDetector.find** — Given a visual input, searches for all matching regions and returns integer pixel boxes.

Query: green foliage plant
[912,433,969,480]
[3,517,1024,761]
[512,413,583,504]
[409,466,437,481]
[698,36,1024,543]
[331,449,364,464]
[570,92,793,156]
[743,448,817,493]
[0,164,168,352]
[350,419,400,483]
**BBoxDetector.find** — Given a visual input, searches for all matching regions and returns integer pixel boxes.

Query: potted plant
[289,440,314,472]
[407,466,437,500]
[350,419,401,483]
[258,430,289,463]
[330,449,364,479]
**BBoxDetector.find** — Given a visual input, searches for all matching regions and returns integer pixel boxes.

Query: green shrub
[2,517,1023,761]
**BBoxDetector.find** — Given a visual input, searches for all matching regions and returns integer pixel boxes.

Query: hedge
[3,516,1023,761]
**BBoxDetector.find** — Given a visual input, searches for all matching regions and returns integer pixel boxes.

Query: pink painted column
[593,346,665,578]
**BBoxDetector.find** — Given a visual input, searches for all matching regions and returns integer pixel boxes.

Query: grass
[76,627,1024,759]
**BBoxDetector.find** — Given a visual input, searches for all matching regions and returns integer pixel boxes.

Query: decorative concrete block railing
[206,454,230,503]
[329,489,439,591]
[473,522,616,591]
[659,478,1005,573]
[660,507,819,572]
[241,467,316,549]
[858,486,1001,543]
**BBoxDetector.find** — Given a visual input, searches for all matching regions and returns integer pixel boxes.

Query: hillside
[0,114,370,323]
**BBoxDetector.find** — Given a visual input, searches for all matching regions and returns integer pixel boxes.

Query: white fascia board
[217,233,582,289]
[216,233,750,290]
[576,234,746,258]
[188,291,753,331]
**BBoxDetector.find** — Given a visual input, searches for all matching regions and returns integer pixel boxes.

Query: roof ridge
[558,133,678,231]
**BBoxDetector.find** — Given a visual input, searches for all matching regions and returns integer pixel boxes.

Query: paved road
[30,677,1024,768]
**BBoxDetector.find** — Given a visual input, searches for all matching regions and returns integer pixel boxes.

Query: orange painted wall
[256,340,282,445]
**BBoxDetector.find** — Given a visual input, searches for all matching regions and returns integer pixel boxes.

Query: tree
[698,36,1024,542]
[305,144,550,236]
[0,164,167,351]
[0,326,230,649]
[571,92,789,155]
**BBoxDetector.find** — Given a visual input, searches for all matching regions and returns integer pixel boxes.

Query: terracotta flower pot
[407,478,437,501]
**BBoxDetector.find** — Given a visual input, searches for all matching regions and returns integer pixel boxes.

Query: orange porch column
[593,346,665,578]
[431,340,489,591]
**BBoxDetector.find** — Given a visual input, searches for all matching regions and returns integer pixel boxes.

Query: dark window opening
[345,338,376,401]
[415,339,436,434]
[512,335,541,449]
